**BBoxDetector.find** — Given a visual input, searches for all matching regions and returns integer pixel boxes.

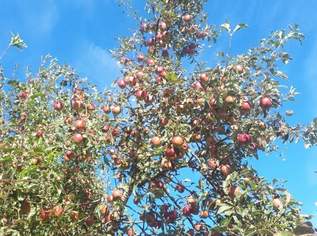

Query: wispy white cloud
[72,42,120,88]
[16,0,59,36]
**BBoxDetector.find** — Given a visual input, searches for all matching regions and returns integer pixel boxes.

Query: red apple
[272,198,283,209]
[18,91,28,100]
[127,228,135,236]
[53,100,64,111]
[260,96,272,109]
[237,133,251,144]
[159,21,167,30]
[147,58,155,66]
[117,79,126,89]
[199,73,209,82]
[102,105,111,113]
[111,105,121,115]
[64,150,74,161]
[39,208,51,221]
[182,205,192,216]
[135,90,143,100]
[53,205,64,217]
[35,130,44,138]
[151,136,161,146]
[182,14,192,22]
[240,101,251,112]
[165,147,176,159]
[72,133,84,143]
[172,136,184,147]
[220,164,231,177]
[235,64,244,73]
[207,158,218,170]
[71,211,79,221]
[192,81,203,90]
[112,189,123,201]
[74,119,86,130]
[200,210,209,218]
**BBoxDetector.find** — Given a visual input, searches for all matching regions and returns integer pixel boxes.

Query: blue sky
[1,0,317,225]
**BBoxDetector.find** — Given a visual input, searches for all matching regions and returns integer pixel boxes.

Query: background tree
[0,0,316,235]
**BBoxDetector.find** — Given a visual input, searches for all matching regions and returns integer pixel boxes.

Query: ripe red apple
[182,14,192,22]
[71,99,83,110]
[102,125,111,132]
[39,208,51,221]
[160,117,169,126]
[235,64,244,73]
[112,189,123,201]
[107,194,114,202]
[187,196,197,206]
[220,164,231,177]
[53,205,64,217]
[237,133,251,144]
[240,101,251,112]
[159,21,167,30]
[127,228,135,236]
[64,150,74,161]
[172,136,184,147]
[199,73,209,82]
[272,198,283,209]
[228,185,240,199]
[72,133,84,143]
[182,205,192,216]
[146,38,155,47]
[147,58,155,66]
[182,142,189,151]
[165,147,176,159]
[117,79,126,89]
[87,103,95,111]
[136,71,144,79]
[225,95,235,104]
[74,119,86,130]
[111,127,120,136]
[18,91,28,100]
[53,100,64,111]
[161,158,173,169]
[135,89,143,99]
[35,130,44,138]
[260,96,272,109]
[102,105,111,113]
[207,158,218,170]
[71,210,79,221]
[111,105,121,115]
[200,210,209,218]
[151,136,161,146]
[194,223,203,231]
[152,180,164,189]
[85,216,95,226]
[192,81,203,90]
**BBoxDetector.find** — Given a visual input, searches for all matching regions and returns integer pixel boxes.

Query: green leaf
[233,23,248,33]
[217,204,232,214]
[221,22,231,33]
[273,232,294,236]
[165,72,182,84]
[10,33,27,49]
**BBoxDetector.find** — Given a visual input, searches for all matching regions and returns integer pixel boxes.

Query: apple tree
[1,0,317,235]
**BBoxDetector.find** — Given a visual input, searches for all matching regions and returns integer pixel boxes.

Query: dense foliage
[1,1,317,235]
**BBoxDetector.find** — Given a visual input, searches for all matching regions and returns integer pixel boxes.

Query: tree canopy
[1,0,317,235]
